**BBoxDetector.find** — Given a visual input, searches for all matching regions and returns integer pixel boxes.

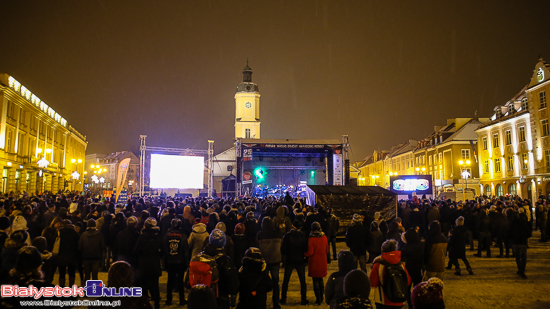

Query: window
[546,150,550,167]
[429,155,432,166]
[542,119,549,136]
[495,158,501,172]
[496,184,503,197]
[540,91,547,109]
[438,153,442,164]
[245,128,251,139]
[484,160,490,173]
[7,101,15,119]
[439,170,443,180]
[505,130,512,145]
[509,183,517,196]
[461,149,470,160]
[519,126,526,142]
[522,98,528,111]
[493,133,499,148]
[507,156,514,171]
[485,185,492,196]
[5,129,13,153]
[522,153,528,169]
[483,137,488,150]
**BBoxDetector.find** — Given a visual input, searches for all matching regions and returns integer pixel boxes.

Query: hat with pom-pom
[411,277,445,309]
[209,229,226,247]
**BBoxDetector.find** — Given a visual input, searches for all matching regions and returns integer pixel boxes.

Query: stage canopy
[305,185,398,233]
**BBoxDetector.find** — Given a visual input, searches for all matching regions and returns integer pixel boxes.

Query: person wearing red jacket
[304,221,329,305]
[370,239,411,309]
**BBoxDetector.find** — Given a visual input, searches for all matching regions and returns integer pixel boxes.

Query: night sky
[1,1,549,162]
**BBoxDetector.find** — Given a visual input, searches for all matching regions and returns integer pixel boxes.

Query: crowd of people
[0,190,540,309]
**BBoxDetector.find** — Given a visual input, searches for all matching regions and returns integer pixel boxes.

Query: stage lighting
[310,170,315,177]
[254,167,264,179]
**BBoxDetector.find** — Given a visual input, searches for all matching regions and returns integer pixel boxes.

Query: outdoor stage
[235,138,349,197]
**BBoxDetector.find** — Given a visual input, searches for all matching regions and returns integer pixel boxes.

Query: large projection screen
[149,154,204,189]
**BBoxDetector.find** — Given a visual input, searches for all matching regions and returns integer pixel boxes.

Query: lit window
[509,183,517,196]
[483,137,487,150]
[496,184,503,197]
[484,160,489,173]
[493,134,499,148]
[495,158,501,172]
[519,126,526,142]
[522,153,528,169]
[505,130,512,145]
[545,150,550,167]
[521,98,528,111]
[542,119,549,136]
[507,156,514,171]
[540,91,547,109]
[461,149,470,160]
[245,128,251,139]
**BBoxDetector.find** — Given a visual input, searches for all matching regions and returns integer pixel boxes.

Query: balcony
[534,166,550,174]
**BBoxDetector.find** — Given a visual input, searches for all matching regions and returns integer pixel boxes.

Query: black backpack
[379,260,409,303]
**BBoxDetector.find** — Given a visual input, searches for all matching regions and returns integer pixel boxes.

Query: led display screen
[389,175,432,194]
[149,154,204,189]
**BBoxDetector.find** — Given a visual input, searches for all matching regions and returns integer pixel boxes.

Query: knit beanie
[108,261,134,288]
[12,216,27,231]
[411,277,445,309]
[127,216,138,226]
[15,246,43,273]
[352,213,363,224]
[188,284,217,309]
[402,228,419,244]
[209,229,226,247]
[69,203,78,214]
[455,216,465,226]
[343,269,371,298]
[215,222,227,233]
[87,218,97,228]
[234,223,245,235]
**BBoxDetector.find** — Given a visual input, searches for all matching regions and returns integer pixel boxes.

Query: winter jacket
[188,223,209,258]
[511,212,530,245]
[163,227,189,265]
[232,233,250,269]
[281,228,308,265]
[328,215,340,238]
[305,231,329,278]
[447,225,468,259]
[237,255,272,309]
[257,217,282,265]
[400,233,424,281]
[346,222,371,257]
[426,206,441,224]
[78,228,105,260]
[116,225,140,267]
[56,226,80,267]
[272,206,292,235]
[197,243,240,302]
[370,251,411,307]
[424,222,447,272]
[368,229,383,259]
[325,251,356,307]
[133,226,162,278]
[244,218,259,248]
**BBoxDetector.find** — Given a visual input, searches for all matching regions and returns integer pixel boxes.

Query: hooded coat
[272,206,292,235]
[346,221,371,257]
[256,217,282,265]
[188,223,209,258]
[325,251,356,307]
[133,226,162,278]
[370,251,411,307]
[424,221,447,272]
[400,229,424,285]
[305,230,329,278]
[79,227,105,260]
[237,253,272,309]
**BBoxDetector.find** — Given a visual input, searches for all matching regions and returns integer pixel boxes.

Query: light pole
[459,159,471,201]
[70,158,82,191]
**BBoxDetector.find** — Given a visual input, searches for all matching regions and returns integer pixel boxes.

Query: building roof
[239,138,342,145]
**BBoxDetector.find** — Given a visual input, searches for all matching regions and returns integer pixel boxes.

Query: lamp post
[459,159,471,201]
[70,158,82,191]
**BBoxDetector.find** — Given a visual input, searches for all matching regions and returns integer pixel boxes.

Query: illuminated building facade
[0,74,87,194]
[234,63,261,139]
[477,58,550,200]
[85,151,139,194]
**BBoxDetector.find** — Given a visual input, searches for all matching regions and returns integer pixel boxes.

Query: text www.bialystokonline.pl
[20,299,121,307]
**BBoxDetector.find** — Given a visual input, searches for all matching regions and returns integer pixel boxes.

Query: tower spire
[243,60,252,82]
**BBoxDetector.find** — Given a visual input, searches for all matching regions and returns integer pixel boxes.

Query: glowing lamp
[71,159,76,163]
[78,159,82,163]
[71,171,80,180]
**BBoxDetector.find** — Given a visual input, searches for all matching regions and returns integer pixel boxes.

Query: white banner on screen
[150,154,204,189]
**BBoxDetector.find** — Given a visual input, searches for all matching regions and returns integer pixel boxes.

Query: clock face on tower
[245,102,252,108]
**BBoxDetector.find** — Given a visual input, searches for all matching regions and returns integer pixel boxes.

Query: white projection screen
[149,154,204,189]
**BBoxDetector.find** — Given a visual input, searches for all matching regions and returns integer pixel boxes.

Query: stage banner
[333,153,343,185]
[115,158,131,204]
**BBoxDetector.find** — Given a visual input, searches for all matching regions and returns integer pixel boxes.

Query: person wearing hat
[43,203,57,229]
[188,222,209,259]
[56,219,79,287]
[163,218,189,306]
[411,277,445,309]
[257,216,283,309]
[106,261,152,309]
[188,284,217,309]
[280,220,309,305]
[237,247,273,309]
[115,216,140,270]
[232,223,249,270]
[324,250,356,307]
[346,213,371,272]
[0,230,27,282]
[333,269,373,309]
[133,217,162,309]
[78,218,105,283]
[305,221,329,305]
[192,229,239,309]
[244,211,259,248]
[447,216,473,276]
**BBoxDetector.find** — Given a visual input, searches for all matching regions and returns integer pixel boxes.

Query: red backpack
[188,258,219,296]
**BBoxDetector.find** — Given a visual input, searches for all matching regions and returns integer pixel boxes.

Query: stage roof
[239,138,342,145]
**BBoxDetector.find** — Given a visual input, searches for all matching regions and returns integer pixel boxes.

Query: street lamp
[459,159,471,201]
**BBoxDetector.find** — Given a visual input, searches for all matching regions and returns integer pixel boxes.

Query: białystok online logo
[1,280,142,299]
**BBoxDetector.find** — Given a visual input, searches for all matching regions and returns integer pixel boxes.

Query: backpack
[52,231,61,256]
[379,260,408,303]
[188,255,220,296]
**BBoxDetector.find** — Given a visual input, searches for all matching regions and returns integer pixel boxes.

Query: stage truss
[139,135,214,197]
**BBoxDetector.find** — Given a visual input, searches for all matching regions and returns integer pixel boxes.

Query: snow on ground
[69,231,550,309]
